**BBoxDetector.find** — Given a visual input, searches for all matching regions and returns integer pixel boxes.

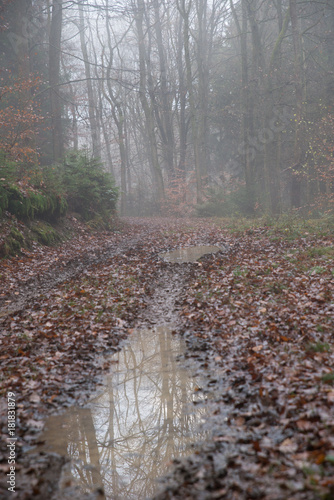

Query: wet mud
[35,325,208,500]
[31,250,214,499]
[3,220,332,500]
[6,233,301,500]
[0,234,142,320]
[2,240,227,500]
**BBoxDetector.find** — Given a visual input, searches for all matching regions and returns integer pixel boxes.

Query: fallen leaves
[29,394,41,404]
[174,223,334,499]
[0,217,333,499]
[327,390,334,403]
[279,438,299,454]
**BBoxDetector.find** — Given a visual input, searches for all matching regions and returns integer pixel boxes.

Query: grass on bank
[213,213,334,239]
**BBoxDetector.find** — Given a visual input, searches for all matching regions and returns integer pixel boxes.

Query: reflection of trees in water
[60,326,206,499]
[66,409,104,492]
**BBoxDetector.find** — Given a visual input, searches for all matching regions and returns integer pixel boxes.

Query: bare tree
[134,0,165,203]
[49,0,64,160]
[78,1,101,158]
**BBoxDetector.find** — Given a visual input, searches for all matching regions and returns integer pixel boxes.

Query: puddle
[36,325,207,499]
[159,245,221,263]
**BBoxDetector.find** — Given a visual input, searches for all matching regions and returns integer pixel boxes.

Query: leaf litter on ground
[0,216,333,499]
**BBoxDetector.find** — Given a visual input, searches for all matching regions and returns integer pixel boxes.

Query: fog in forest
[0,0,333,219]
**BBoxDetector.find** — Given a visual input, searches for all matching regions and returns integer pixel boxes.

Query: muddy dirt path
[0,218,230,500]
[0,219,161,319]
[36,263,208,500]
[1,217,333,500]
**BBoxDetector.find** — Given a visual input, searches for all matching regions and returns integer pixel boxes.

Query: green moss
[31,221,61,246]
[321,372,334,383]
[309,266,327,275]
[306,246,334,259]
[1,150,116,225]
[0,225,25,257]
[0,185,9,217]
[306,342,331,353]
[10,227,24,245]
[0,150,118,259]
[8,236,21,253]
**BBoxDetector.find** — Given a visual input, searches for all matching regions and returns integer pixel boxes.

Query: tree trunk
[49,0,63,161]
[230,0,254,210]
[178,0,202,203]
[8,0,32,78]
[289,0,304,208]
[195,0,209,184]
[135,0,165,203]
[264,5,291,214]
[153,0,175,180]
[176,14,187,176]
[78,2,101,159]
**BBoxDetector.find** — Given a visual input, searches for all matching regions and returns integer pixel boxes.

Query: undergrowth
[0,150,119,257]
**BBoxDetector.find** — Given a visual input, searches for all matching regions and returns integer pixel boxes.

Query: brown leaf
[29,393,41,403]
[252,345,263,352]
[327,391,334,403]
[297,420,313,431]
[279,438,298,454]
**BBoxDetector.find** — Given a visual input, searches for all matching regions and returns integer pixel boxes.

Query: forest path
[0,217,228,499]
[0,217,333,499]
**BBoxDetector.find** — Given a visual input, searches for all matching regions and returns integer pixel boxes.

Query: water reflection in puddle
[37,325,207,499]
[159,245,221,263]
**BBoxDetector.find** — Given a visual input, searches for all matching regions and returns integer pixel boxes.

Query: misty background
[0,0,333,219]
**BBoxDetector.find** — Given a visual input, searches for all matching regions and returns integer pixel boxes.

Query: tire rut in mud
[136,262,192,327]
[0,236,142,320]
[1,242,228,500]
